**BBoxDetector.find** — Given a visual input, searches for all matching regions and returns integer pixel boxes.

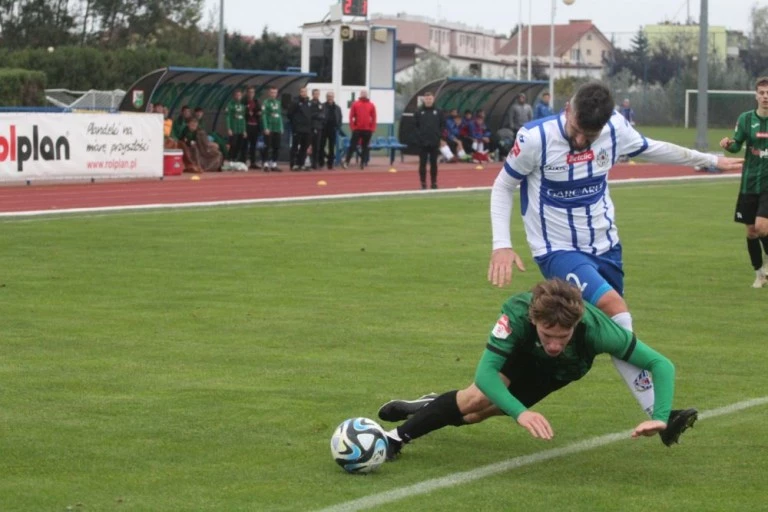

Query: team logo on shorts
[492,314,512,339]
[633,370,653,391]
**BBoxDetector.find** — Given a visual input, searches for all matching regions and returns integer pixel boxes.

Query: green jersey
[475,292,675,422]
[261,98,284,133]
[726,110,768,194]
[225,100,246,134]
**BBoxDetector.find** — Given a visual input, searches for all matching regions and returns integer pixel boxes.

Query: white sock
[611,312,654,417]
[458,149,467,159]
[440,145,454,160]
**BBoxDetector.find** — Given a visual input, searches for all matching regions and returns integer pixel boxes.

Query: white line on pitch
[0,172,739,219]
[315,396,768,512]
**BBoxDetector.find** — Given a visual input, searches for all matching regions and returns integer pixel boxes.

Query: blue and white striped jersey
[490,111,716,258]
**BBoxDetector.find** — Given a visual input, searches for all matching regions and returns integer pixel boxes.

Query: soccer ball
[330,417,389,474]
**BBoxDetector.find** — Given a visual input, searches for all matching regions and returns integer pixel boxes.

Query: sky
[203,0,757,48]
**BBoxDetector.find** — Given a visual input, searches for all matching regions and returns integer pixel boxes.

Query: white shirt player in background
[488,81,743,417]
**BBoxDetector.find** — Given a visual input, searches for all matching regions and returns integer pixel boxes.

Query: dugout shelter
[120,66,315,138]
[399,78,549,154]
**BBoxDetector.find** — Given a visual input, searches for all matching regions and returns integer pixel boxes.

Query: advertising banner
[0,113,163,182]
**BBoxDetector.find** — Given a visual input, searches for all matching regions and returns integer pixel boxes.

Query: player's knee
[747,225,759,239]
[755,221,768,238]
[456,386,493,414]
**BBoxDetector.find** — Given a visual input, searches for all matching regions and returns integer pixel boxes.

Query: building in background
[643,22,737,61]
[496,20,613,80]
[371,13,515,80]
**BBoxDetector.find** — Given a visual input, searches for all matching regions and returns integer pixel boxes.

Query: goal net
[45,89,125,112]
[685,89,755,129]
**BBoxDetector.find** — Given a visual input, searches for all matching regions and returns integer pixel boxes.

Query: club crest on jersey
[512,139,521,157]
[595,148,610,168]
[492,314,512,339]
[567,150,594,164]
[634,370,653,391]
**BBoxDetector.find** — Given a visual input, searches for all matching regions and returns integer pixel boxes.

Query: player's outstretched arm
[638,138,743,170]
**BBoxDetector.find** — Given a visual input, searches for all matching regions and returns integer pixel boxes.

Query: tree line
[0,0,301,96]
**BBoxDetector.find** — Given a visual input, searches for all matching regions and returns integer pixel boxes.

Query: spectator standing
[534,91,554,119]
[321,92,342,169]
[225,89,247,164]
[289,87,312,171]
[508,93,533,136]
[620,98,636,126]
[342,90,377,170]
[309,89,325,170]
[244,86,262,169]
[414,91,444,190]
[261,86,284,172]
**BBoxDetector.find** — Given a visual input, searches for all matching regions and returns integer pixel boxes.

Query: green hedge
[0,47,217,92]
[0,69,47,106]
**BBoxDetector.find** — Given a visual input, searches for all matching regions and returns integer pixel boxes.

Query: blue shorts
[534,245,625,305]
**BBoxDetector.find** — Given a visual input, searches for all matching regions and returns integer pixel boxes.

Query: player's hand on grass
[631,420,667,439]
[715,156,744,171]
[719,137,734,150]
[517,411,553,440]
[488,248,525,288]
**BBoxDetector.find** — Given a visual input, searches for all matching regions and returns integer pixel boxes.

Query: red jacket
[349,97,377,132]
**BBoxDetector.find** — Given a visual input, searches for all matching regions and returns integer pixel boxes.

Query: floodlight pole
[527,0,533,80]
[217,0,225,69]
[695,0,708,150]
[549,0,556,106]
[517,1,523,78]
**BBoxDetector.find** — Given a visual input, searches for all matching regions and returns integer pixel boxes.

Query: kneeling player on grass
[379,279,697,458]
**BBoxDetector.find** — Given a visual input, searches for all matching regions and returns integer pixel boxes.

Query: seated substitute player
[719,76,768,288]
[378,279,698,459]
[487,80,743,421]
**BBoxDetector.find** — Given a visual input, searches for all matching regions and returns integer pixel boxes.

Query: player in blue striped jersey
[487,81,743,418]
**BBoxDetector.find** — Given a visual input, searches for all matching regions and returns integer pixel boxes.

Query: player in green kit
[721,76,768,288]
[225,89,247,164]
[378,279,697,459]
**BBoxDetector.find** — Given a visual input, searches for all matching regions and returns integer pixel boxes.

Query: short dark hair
[181,105,190,111]
[423,91,434,97]
[756,76,768,90]
[571,81,614,132]
[194,107,203,113]
[528,279,584,329]
[269,86,278,90]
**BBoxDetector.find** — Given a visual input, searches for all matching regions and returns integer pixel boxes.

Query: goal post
[684,89,755,129]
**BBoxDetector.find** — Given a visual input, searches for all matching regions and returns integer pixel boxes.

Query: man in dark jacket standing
[244,86,262,169]
[289,87,312,171]
[321,91,342,169]
[309,89,325,170]
[414,91,444,190]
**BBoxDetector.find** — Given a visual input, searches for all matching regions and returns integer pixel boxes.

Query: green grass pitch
[1,179,767,511]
